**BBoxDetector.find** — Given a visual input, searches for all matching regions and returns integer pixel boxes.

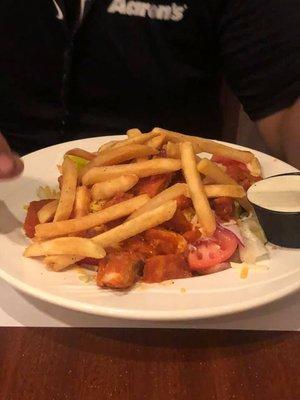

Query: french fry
[197,158,237,185]
[166,141,181,159]
[126,128,142,138]
[147,133,166,150]
[247,156,262,177]
[91,174,139,200]
[80,144,158,178]
[205,184,245,198]
[165,141,201,162]
[181,142,216,236]
[93,200,177,248]
[35,194,150,239]
[153,127,201,153]
[37,200,59,224]
[65,148,95,161]
[82,158,181,186]
[197,158,252,212]
[128,183,188,220]
[135,158,149,162]
[98,140,120,153]
[44,255,83,271]
[54,157,78,222]
[153,127,254,163]
[111,131,161,149]
[197,141,254,164]
[74,186,91,217]
[24,237,106,259]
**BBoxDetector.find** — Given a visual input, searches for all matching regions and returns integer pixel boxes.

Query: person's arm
[257,99,300,169]
[219,0,300,168]
[0,133,23,179]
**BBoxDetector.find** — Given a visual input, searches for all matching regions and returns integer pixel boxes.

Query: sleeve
[219,0,300,120]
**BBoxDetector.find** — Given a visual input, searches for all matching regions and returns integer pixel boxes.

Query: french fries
[91,174,139,200]
[74,186,91,217]
[127,182,244,221]
[197,140,254,164]
[66,148,95,161]
[37,200,58,223]
[153,127,201,152]
[126,128,142,138]
[112,131,161,149]
[82,158,181,186]
[166,141,181,159]
[147,133,166,150]
[128,183,188,220]
[93,200,177,248]
[54,157,77,222]
[180,142,216,236]
[80,144,158,178]
[44,255,83,272]
[153,127,254,163]
[205,184,245,198]
[35,194,150,239]
[247,156,262,177]
[24,237,106,258]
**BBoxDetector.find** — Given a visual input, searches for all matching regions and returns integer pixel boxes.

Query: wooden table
[0,328,299,399]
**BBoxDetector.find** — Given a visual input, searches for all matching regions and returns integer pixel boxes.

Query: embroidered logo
[108,0,187,22]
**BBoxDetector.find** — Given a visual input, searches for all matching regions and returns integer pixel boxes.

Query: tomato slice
[188,228,238,271]
[211,155,249,171]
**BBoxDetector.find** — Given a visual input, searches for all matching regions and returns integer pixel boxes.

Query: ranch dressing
[247,175,300,213]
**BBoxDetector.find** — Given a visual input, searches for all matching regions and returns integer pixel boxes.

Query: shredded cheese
[231,261,269,280]
[240,265,249,279]
[36,185,60,200]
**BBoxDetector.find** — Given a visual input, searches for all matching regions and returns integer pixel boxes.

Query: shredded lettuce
[237,215,268,264]
[66,155,89,171]
[36,185,60,200]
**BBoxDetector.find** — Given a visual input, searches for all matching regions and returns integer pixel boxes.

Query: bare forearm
[257,99,300,169]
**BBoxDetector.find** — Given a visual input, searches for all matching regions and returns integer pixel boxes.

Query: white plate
[0,136,299,321]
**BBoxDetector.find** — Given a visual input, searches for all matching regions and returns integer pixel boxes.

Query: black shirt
[0,0,299,154]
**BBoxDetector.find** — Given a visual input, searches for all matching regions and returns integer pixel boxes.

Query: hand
[0,133,24,179]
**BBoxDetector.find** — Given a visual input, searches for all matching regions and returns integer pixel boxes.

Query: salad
[23,127,268,289]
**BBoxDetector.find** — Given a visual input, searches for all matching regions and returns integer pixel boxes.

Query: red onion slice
[218,222,245,247]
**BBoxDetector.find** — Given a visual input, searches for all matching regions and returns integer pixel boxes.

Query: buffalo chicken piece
[183,229,202,244]
[143,255,192,283]
[97,252,142,289]
[133,173,172,198]
[144,228,187,255]
[24,200,52,238]
[176,195,192,210]
[123,236,156,261]
[211,196,234,221]
[211,156,261,191]
[163,209,192,234]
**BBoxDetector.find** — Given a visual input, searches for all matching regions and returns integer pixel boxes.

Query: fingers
[0,133,24,179]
